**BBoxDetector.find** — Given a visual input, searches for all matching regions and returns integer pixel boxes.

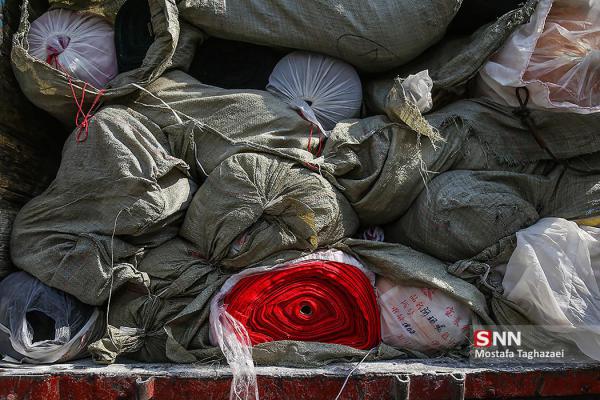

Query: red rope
[66,76,105,142]
[303,123,325,171]
[306,123,325,157]
[54,60,105,143]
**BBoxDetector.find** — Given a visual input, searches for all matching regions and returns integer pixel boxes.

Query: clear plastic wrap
[478,0,600,112]
[501,218,600,361]
[0,272,103,364]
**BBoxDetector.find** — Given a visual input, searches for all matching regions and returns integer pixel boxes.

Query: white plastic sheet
[267,51,362,133]
[27,9,118,89]
[478,0,600,113]
[502,218,600,360]
[377,277,471,353]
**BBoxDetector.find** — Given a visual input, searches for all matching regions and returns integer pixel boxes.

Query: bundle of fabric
[180,153,359,269]
[210,250,380,351]
[10,106,196,305]
[11,0,188,125]
[266,51,363,133]
[0,272,104,363]
[478,0,600,112]
[210,249,380,400]
[126,70,324,178]
[177,0,461,72]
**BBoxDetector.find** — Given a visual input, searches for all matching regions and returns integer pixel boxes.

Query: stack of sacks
[382,99,600,261]
[317,91,600,262]
[88,240,493,365]
[10,106,197,305]
[8,0,600,379]
[87,145,361,363]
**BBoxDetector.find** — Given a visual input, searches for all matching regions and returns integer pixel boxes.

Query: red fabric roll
[222,260,381,350]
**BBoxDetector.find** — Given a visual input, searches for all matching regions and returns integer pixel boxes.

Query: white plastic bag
[0,272,103,364]
[501,218,600,361]
[27,9,118,89]
[400,70,434,113]
[477,0,600,113]
[377,277,471,353]
[267,51,362,134]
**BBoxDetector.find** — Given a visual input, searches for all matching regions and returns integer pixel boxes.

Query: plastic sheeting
[377,277,471,353]
[27,9,118,88]
[478,0,600,113]
[0,272,103,364]
[267,52,362,133]
[501,218,600,361]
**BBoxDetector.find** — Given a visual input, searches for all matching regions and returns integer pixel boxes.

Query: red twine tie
[67,76,105,143]
[52,59,105,143]
[304,124,324,171]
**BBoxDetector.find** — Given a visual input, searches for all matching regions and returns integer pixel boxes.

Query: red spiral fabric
[222,260,381,350]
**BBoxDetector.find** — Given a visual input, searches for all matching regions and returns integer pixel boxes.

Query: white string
[131,83,183,124]
[104,208,125,333]
[333,348,374,400]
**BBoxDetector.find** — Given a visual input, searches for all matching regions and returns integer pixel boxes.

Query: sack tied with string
[180,152,359,270]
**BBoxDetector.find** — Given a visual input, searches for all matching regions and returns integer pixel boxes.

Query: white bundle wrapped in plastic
[377,277,471,353]
[501,218,600,361]
[27,9,118,89]
[267,51,362,133]
[477,0,600,113]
